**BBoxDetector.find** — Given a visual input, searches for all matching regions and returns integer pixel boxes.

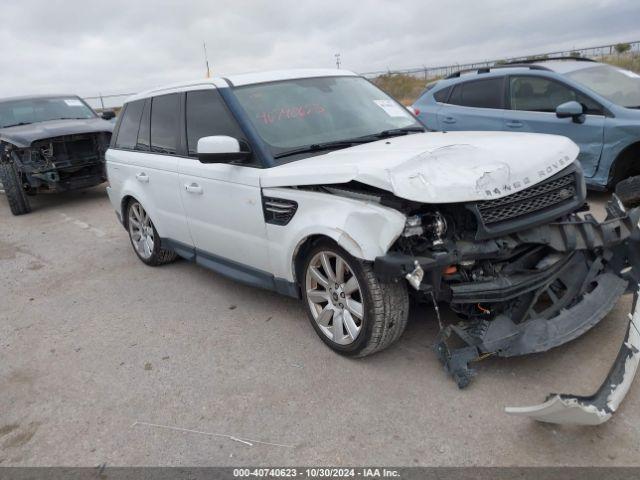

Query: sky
[0,0,638,104]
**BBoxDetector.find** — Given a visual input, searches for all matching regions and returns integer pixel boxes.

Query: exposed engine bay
[1,132,111,194]
[300,162,640,425]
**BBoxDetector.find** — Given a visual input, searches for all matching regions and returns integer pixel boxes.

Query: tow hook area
[435,331,480,389]
[505,290,640,425]
[404,260,424,290]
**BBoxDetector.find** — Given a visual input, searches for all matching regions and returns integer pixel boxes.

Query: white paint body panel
[261,131,579,203]
[262,187,406,281]
[177,160,271,272]
[105,149,192,245]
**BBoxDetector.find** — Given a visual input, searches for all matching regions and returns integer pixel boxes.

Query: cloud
[0,0,637,105]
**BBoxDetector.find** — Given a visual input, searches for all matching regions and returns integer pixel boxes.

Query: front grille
[476,171,576,225]
[262,196,298,225]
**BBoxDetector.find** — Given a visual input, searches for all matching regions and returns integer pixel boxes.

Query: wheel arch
[120,194,161,234]
[117,184,166,237]
[263,186,407,285]
[292,234,336,289]
[120,195,136,229]
[290,224,397,289]
[609,140,640,187]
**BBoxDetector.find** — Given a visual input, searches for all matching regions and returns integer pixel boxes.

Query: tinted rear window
[433,86,451,103]
[448,78,504,109]
[150,93,180,155]
[114,100,144,149]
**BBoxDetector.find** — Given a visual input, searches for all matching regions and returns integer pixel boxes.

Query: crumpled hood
[0,118,113,148]
[260,131,579,203]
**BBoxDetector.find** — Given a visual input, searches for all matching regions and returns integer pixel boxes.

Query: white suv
[106,69,640,425]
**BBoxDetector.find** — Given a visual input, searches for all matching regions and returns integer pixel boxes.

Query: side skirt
[161,238,300,298]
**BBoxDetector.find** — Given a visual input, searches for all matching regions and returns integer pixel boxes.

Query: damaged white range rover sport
[106,70,640,425]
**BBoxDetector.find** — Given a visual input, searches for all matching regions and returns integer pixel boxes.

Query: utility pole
[334,53,341,69]
[203,41,211,78]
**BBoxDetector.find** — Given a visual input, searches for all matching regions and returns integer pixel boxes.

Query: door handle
[185,183,203,194]
[506,121,523,128]
[442,117,457,124]
[136,172,149,183]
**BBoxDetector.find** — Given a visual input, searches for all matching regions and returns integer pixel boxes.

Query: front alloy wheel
[305,251,364,345]
[302,240,410,357]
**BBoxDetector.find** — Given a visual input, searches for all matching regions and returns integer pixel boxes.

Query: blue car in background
[413,58,640,192]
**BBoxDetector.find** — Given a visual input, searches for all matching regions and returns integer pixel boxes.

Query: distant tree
[569,51,581,58]
[615,43,632,54]
[494,59,507,65]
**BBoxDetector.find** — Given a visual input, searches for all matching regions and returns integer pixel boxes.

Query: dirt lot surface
[0,187,639,466]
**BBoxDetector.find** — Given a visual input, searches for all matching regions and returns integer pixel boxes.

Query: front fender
[262,187,406,282]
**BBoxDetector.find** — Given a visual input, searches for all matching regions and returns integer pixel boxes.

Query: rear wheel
[0,162,31,216]
[615,175,640,209]
[302,240,409,357]
[126,200,177,266]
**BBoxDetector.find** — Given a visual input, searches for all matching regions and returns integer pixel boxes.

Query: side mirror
[556,101,585,124]
[101,110,116,120]
[197,136,252,163]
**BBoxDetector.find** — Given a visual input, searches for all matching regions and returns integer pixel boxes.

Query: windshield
[565,65,640,108]
[0,96,95,128]
[233,76,422,161]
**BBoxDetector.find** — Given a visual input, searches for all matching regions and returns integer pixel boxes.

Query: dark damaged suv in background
[0,95,114,215]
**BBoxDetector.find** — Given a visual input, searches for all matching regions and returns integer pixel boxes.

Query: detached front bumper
[375,198,640,425]
[503,203,640,425]
[505,295,640,425]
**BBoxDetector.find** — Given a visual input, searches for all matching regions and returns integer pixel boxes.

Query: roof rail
[504,56,597,65]
[444,64,550,79]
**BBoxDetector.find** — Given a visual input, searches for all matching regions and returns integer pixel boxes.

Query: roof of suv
[126,69,358,103]
[530,59,602,74]
[444,58,600,80]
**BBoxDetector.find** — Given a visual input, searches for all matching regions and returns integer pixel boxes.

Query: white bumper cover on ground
[505,288,640,425]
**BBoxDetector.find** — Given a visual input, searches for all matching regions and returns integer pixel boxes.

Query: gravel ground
[0,187,639,466]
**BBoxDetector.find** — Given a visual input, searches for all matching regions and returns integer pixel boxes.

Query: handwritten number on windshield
[257,104,326,124]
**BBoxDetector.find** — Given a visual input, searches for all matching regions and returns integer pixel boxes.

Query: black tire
[301,239,409,357]
[0,162,31,216]
[615,176,640,209]
[126,200,177,266]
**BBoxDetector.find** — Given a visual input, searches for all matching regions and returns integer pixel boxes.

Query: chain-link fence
[360,40,640,79]
[81,40,640,110]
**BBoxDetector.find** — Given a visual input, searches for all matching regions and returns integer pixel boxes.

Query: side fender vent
[263,196,298,225]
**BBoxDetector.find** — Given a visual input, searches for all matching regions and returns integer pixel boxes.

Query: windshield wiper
[1,122,32,128]
[274,139,373,159]
[273,127,426,160]
[374,126,426,138]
